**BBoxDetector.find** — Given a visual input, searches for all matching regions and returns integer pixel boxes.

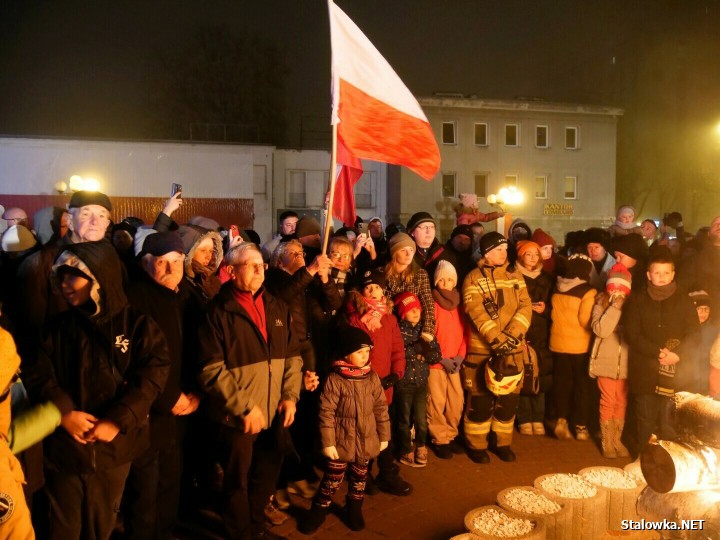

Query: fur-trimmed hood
[178,224,224,277]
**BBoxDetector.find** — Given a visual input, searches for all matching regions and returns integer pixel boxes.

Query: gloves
[491,332,521,356]
[381,373,399,389]
[439,355,463,375]
[322,446,340,460]
[379,441,389,452]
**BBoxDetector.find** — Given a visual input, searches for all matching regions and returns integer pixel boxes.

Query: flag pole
[321,122,339,255]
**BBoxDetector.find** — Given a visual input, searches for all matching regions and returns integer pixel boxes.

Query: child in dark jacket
[300,326,390,534]
[394,292,441,468]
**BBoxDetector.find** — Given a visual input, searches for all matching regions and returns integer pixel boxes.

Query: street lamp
[487,186,524,236]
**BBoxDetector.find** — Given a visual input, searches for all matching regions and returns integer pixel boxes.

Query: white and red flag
[326,1,440,228]
[333,134,364,226]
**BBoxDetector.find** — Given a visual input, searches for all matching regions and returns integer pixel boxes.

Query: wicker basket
[497,486,572,540]
[534,474,608,540]
[464,504,546,540]
[579,466,645,531]
[449,534,476,540]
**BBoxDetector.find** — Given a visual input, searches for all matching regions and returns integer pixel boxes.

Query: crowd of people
[0,194,718,540]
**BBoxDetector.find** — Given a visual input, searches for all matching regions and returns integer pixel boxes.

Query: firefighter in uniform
[461,232,532,463]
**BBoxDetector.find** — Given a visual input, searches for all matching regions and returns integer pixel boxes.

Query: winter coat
[589,293,628,379]
[197,284,303,429]
[432,289,467,370]
[589,253,616,291]
[385,265,436,336]
[24,241,171,474]
[463,260,532,355]
[413,238,446,281]
[674,321,719,395]
[178,225,224,304]
[318,370,390,463]
[398,320,440,387]
[517,265,554,387]
[622,286,700,395]
[549,278,597,354]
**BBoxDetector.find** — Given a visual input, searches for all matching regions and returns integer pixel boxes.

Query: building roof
[418,96,624,117]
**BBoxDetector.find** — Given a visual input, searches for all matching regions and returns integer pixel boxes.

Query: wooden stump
[534,474,608,540]
[464,504,546,540]
[497,486,572,540]
[579,466,645,531]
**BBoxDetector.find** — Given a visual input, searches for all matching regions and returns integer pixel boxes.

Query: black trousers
[552,352,593,427]
[45,461,131,540]
[217,425,284,539]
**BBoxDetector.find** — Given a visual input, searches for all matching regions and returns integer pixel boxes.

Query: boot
[612,418,631,458]
[345,497,365,531]
[297,503,329,535]
[600,420,617,458]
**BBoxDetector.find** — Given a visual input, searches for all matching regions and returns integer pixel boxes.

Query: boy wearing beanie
[300,326,390,534]
[548,254,598,441]
[462,232,532,463]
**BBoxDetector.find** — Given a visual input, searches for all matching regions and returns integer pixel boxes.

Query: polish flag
[333,135,364,226]
[328,1,440,181]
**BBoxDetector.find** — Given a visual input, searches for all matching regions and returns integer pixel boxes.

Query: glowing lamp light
[487,186,524,211]
[67,175,101,192]
[68,175,83,192]
[54,181,68,194]
[83,177,99,192]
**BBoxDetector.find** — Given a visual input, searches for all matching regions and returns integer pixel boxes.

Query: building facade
[396,97,624,244]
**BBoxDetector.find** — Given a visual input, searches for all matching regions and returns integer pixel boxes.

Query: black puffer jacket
[24,241,170,473]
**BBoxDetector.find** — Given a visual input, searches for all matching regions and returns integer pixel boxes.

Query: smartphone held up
[171,183,183,198]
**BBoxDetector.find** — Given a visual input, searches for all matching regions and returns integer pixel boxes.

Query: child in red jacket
[428,261,467,459]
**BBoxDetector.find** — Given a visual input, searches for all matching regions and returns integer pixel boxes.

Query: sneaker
[492,446,516,462]
[414,446,428,467]
[286,479,318,499]
[554,418,573,440]
[433,444,453,459]
[399,451,419,467]
[466,448,490,464]
[264,497,291,526]
[518,423,533,435]
[448,438,465,454]
[274,489,291,510]
[575,425,590,441]
[532,422,546,436]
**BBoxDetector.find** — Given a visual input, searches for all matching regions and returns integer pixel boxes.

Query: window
[565,127,578,149]
[504,174,518,187]
[442,122,456,145]
[442,172,457,197]
[474,123,488,146]
[564,176,577,199]
[355,171,376,208]
[535,125,549,148]
[505,124,520,146]
[474,173,488,198]
[287,171,306,207]
[534,175,548,199]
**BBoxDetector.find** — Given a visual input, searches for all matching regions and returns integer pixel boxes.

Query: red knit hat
[606,263,632,296]
[394,292,422,320]
[531,228,556,248]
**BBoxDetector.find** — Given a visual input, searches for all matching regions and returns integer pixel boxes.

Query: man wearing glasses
[407,212,446,281]
[198,243,302,540]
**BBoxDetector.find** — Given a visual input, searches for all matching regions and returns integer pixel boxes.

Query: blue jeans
[634,393,676,450]
[395,384,428,455]
[517,393,546,424]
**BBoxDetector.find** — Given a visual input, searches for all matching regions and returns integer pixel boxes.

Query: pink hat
[606,263,632,296]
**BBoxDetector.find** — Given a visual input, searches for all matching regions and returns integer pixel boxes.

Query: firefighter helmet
[485,357,524,395]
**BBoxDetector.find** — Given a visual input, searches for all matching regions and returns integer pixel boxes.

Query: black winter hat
[584,227,611,252]
[361,268,387,290]
[612,233,649,263]
[564,254,593,281]
[140,231,185,257]
[450,224,473,240]
[69,190,112,212]
[406,212,435,233]
[334,326,373,359]
[479,232,507,256]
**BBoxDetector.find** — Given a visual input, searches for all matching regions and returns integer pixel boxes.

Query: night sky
[1,0,719,225]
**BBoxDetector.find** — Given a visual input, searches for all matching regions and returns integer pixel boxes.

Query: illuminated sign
[543,203,574,216]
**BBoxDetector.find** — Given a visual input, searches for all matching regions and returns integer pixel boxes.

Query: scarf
[360,297,388,333]
[331,268,347,298]
[614,219,636,230]
[432,287,460,311]
[516,263,542,280]
[556,276,587,293]
[332,359,372,379]
[647,281,677,302]
[191,259,222,300]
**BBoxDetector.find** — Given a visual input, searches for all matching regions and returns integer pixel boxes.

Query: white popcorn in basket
[503,488,562,514]
[471,508,535,537]
[581,468,638,489]
[539,473,597,499]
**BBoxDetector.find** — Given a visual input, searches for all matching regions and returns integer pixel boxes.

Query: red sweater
[431,301,467,369]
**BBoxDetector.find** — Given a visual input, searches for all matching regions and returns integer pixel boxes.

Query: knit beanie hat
[406,212,435,233]
[1,225,37,253]
[479,231,507,256]
[616,205,636,220]
[434,260,458,287]
[388,232,415,257]
[606,263,632,296]
[516,240,541,258]
[612,233,648,263]
[688,290,711,309]
[531,228,556,248]
[69,190,112,212]
[564,253,593,282]
[395,291,422,320]
[334,325,374,359]
[0,327,21,396]
[361,268,387,290]
[295,216,321,238]
[140,231,185,257]
[450,224,473,240]
[584,227,611,252]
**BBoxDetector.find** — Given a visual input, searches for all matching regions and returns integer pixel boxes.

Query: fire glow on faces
[411,222,435,249]
[362,283,384,301]
[646,262,675,287]
[484,243,508,266]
